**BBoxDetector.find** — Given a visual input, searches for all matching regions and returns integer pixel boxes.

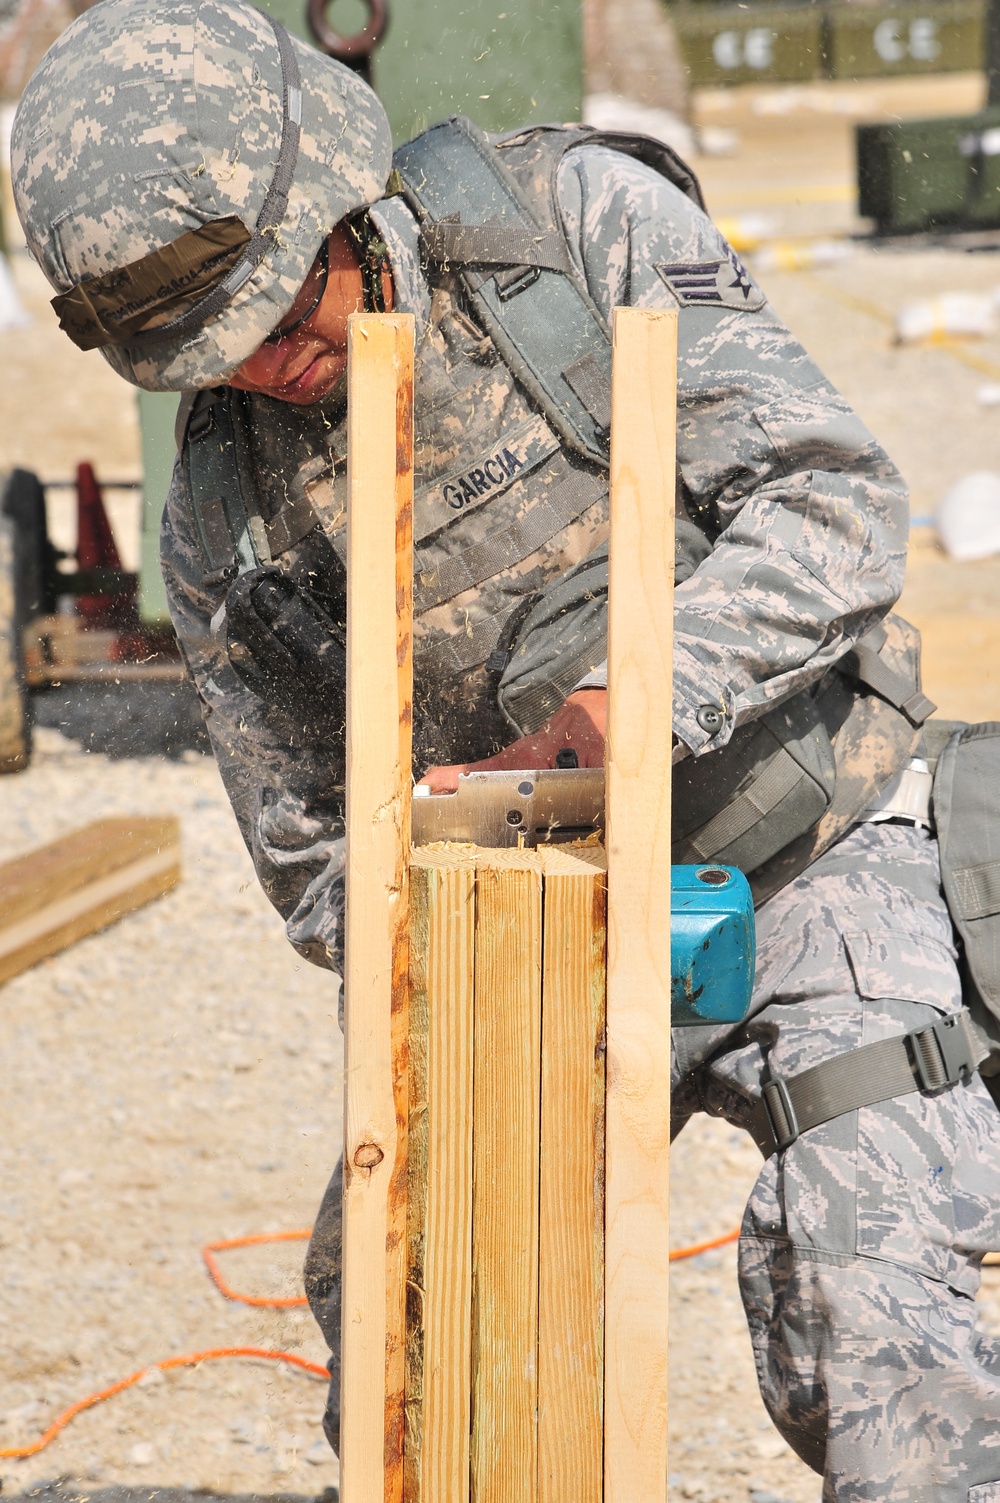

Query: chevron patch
[655,249,765,312]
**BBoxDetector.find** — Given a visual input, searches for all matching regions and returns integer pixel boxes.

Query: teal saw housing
[671,865,756,1028]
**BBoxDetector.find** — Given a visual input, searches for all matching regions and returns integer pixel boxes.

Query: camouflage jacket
[160,134,909,975]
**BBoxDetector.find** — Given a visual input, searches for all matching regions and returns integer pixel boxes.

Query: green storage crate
[674,4,824,86]
[827,0,983,79]
[857,107,1000,234]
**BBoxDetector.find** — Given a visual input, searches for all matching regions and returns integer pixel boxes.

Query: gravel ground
[0,712,343,1500]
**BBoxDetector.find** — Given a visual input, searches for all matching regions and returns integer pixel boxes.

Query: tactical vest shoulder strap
[181,387,272,587]
[392,116,705,469]
[935,721,1000,1025]
[492,119,707,216]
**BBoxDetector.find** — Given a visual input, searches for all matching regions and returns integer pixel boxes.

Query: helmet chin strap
[343,211,390,314]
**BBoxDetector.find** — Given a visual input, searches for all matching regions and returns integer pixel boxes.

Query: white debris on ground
[0,251,29,329]
[936,471,1000,560]
[752,238,853,274]
[584,91,696,160]
[583,91,740,161]
[895,289,1000,345]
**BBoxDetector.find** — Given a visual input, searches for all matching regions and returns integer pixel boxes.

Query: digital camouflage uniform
[157,148,1000,1498]
[11,6,1000,1492]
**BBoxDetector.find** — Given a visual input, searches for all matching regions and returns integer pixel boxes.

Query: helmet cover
[11,0,393,389]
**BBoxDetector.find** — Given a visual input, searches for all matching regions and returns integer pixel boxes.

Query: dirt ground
[4,67,1000,1503]
[0,716,344,1498]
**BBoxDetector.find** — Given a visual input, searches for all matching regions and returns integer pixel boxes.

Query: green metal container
[137,390,180,623]
[827,0,983,79]
[673,4,824,87]
[252,0,582,143]
[857,107,1000,235]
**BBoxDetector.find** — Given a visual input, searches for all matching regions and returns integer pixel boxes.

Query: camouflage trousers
[307,821,1000,1497]
[674,820,1000,1502]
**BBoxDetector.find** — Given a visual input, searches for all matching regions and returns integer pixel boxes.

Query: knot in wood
[353,1142,385,1170]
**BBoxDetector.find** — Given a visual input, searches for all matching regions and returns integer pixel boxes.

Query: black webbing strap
[841,625,937,727]
[343,212,390,313]
[673,746,805,863]
[393,117,615,467]
[184,390,270,586]
[129,13,302,348]
[748,1009,981,1157]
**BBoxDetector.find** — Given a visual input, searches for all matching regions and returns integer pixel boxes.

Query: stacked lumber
[0,816,181,985]
[406,842,607,1503]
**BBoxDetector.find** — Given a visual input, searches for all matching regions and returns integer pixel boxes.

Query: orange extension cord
[202,1230,311,1308]
[0,1222,740,1461]
[669,1226,740,1261]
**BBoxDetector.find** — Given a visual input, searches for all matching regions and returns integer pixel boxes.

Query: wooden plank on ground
[0,816,181,986]
[471,852,543,1503]
[405,856,475,1503]
[604,306,676,1503]
[341,311,415,1503]
[537,844,607,1503]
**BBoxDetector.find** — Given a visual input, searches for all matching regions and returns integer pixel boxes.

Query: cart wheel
[0,513,31,773]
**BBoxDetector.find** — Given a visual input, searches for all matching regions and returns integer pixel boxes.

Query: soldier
[12,0,1000,1494]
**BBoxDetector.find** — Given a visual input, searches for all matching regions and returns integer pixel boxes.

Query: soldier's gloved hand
[418,687,606,794]
[223,567,346,730]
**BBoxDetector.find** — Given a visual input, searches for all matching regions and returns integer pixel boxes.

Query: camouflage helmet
[10,0,392,391]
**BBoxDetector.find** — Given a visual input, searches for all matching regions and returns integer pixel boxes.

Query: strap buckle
[760,1075,799,1153]
[495,264,541,300]
[907,1013,976,1092]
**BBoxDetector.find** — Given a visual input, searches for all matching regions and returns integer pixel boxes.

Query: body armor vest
[181,118,933,901]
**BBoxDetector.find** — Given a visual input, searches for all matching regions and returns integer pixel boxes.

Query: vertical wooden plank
[471,858,543,1503]
[604,306,676,1503]
[537,848,607,1503]
[405,857,475,1503]
[404,864,431,1503]
[342,311,415,1503]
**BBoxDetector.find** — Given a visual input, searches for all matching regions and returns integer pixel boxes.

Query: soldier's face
[229,225,392,405]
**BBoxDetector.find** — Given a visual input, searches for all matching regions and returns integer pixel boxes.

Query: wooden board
[405,860,475,1503]
[405,844,608,1503]
[341,311,415,1503]
[603,306,676,1503]
[537,846,607,1503]
[471,859,543,1503]
[0,816,181,986]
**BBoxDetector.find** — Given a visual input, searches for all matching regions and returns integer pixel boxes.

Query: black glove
[223,567,346,730]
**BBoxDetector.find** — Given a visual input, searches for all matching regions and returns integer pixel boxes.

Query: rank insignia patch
[655,249,765,311]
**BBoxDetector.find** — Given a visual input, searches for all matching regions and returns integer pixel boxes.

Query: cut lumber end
[0,816,181,987]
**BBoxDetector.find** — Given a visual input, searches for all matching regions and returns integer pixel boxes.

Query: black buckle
[907,1013,975,1093]
[495,265,541,301]
[188,405,217,441]
[761,1075,799,1153]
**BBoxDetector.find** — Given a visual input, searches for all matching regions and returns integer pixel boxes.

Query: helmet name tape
[52,216,252,351]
